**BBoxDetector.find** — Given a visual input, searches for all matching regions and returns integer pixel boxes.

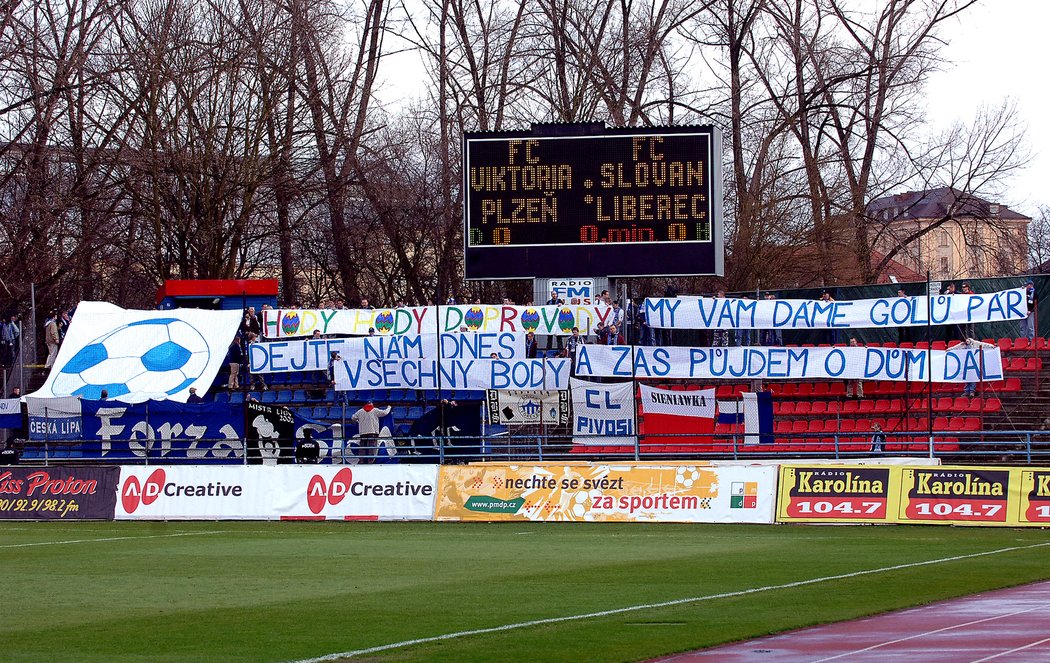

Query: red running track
[652,580,1050,662]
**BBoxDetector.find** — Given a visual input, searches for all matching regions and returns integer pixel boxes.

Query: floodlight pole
[926,271,934,459]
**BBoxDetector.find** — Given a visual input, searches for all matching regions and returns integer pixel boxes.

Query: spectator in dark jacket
[226,337,242,390]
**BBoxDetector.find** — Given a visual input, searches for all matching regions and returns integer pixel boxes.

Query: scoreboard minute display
[463,125,724,280]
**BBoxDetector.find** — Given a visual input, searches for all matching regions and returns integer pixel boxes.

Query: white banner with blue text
[249,333,525,374]
[333,357,571,391]
[571,378,636,446]
[643,288,1026,329]
[263,303,612,338]
[574,344,1003,383]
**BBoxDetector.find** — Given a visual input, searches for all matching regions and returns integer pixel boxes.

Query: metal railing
[7,430,1050,465]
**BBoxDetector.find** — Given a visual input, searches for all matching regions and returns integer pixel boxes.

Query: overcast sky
[381,1,1046,218]
[912,0,1044,217]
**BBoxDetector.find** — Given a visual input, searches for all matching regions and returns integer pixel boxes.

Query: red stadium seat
[791,420,808,434]
[813,383,831,397]
[839,420,857,432]
[932,341,947,350]
[935,397,953,412]
[997,338,1013,351]
[810,402,827,415]
[828,382,846,397]
[947,416,966,431]
[794,401,812,415]
[963,417,981,431]
[1026,358,1042,371]
[932,416,950,431]
[842,400,859,414]
[1013,338,1030,351]
[873,399,892,414]
[778,401,797,416]
[1004,377,1022,392]
[857,401,875,414]
[826,401,841,415]
[780,383,798,397]
[984,397,1002,413]
[796,383,814,397]
[716,385,734,398]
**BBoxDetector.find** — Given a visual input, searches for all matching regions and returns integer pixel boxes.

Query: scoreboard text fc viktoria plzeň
[463,124,723,279]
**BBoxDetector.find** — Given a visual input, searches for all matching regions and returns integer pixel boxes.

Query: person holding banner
[1021,280,1038,340]
[351,401,391,464]
[845,337,865,398]
[818,291,837,345]
[896,288,912,344]
[759,293,782,347]
[712,291,730,347]
[959,338,994,398]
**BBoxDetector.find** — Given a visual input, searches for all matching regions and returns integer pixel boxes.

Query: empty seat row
[775,397,1000,416]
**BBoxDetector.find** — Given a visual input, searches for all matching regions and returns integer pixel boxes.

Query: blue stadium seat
[407,406,424,420]
[389,389,408,402]
[290,389,307,402]
[276,390,294,404]
[213,392,228,403]
[261,390,278,403]
[229,392,244,404]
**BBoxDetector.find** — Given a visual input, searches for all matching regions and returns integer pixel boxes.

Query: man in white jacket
[351,401,391,464]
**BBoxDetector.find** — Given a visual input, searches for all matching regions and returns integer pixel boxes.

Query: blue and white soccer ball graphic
[51,318,211,399]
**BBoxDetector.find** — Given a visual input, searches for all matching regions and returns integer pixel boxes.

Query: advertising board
[115,466,438,520]
[435,464,776,523]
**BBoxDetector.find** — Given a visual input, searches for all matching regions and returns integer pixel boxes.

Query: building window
[939,230,950,247]
[940,256,950,274]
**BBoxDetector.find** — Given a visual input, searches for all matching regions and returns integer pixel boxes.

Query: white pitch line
[0,530,230,549]
[287,540,1050,663]
[970,636,1050,663]
[809,606,1045,662]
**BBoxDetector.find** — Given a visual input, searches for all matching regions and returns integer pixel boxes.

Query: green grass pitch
[2,521,1049,662]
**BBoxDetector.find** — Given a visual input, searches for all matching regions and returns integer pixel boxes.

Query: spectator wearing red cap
[352,401,391,464]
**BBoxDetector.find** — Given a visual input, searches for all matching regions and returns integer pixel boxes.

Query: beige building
[868,188,1030,280]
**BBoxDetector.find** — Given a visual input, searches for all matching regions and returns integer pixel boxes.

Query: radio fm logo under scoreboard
[785,467,890,519]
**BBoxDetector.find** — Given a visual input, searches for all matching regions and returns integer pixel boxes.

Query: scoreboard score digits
[463,125,723,279]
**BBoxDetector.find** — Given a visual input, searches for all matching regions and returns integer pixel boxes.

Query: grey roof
[867,187,1030,221]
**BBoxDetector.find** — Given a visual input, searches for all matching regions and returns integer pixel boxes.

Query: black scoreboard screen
[463,125,723,279]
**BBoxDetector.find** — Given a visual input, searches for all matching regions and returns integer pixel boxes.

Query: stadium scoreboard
[463,125,723,279]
